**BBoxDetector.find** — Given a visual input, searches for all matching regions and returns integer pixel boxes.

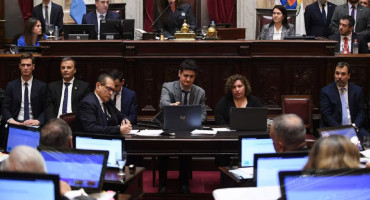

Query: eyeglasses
[101,84,115,93]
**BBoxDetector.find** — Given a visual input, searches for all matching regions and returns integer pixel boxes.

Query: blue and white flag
[70,0,86,24]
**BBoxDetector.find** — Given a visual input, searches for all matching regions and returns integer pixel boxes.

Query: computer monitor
[100,19,135,40]
[318,125,364,151]
[5,124,40,153]
[239,134,275,167]
[63,24,96,40]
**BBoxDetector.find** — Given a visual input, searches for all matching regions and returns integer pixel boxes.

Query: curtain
[207,0,236,27]
[18,0,33,23]
[144,0,155,32]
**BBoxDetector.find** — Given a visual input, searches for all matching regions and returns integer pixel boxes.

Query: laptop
[0,171,60,200]
[5,124,40,153]
[163,105,202,130]
[239,134,275,168]
[230,107,267,131]
[279,169,370,200]
[73,133,124,168]
[318,125,364,151]
[38,147,108,193]
[253,152,309,187]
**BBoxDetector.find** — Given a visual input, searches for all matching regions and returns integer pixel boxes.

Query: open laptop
[0,171,60,200]
[38,147,108,193]
[163,105,202,130]
[239,134,275,168]
[318,125,364,151]
[253,152,309,187]
[230,107,267,131]
[73,133,124,168]
[279,169,370,200]
[4,124,40,153]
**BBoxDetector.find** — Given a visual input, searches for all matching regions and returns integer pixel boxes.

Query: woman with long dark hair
[18,17,47,46]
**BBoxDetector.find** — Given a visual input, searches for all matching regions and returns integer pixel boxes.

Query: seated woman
[156,0,197,37]
[304,135,360,169]
[258,5,295,40]
[214,74,263,125]
[18,17,47,47]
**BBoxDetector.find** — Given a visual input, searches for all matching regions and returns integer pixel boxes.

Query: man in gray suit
[157,59,206,194]
[330,0,370,36]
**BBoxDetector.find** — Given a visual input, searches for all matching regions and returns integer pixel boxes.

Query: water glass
[9,44,18,54]
[46,23,54,36]
[115,151,127,176]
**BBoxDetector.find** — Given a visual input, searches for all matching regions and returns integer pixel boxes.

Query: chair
[281,95,313,134]
[59,113,77,131]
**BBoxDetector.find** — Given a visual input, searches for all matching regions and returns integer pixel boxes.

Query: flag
[275,0,306,35]
[70,0,86,24]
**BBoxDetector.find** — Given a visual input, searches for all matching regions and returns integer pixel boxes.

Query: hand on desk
[170,102,181,106]
[8,119,40,126]
[120,119,132,134]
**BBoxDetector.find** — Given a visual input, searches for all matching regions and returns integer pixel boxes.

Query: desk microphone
[150,1,173,28]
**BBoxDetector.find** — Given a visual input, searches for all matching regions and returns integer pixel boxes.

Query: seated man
[269,114,307,152]
[77,73,131,135]
[40,118,73,148]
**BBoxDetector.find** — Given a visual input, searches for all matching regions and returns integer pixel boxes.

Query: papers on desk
[129,129,139,134]
[229,167,254,179]
[212,127,233,132]
[213,186,281,200]
[361,149,370,158]
[191,129,217,135]
[134,130,163,136]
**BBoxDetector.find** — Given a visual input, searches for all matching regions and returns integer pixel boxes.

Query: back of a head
[304,135,360,170]
[41,118,72,148]
[272,114,306,150]
[1,145,46,173]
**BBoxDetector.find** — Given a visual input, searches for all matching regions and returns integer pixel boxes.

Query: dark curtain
[144,0,155,32]
[207,0,236,27]
[18,0,33,23]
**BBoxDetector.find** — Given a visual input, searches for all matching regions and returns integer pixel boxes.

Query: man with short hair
[360,0,370,8]
[77,73,131,135]
[269,114,307,152]
[329,15,368,53]
[82,0,120,38]
[46,57,90,121]
[321,62,369,137]
[32,0,64,33]
[304,0,336,38]
[2,53,47,126]
[40,118,73,148]
[109,69,138,124]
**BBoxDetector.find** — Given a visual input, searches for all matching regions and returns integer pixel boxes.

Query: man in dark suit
[77,73,131,135]
[330,0,370,36]
[46,57,90,122]
[2,53,47,126]
[304,0,336,38]
[109,69,138,124]
[31,0,64,33]
[329,15,369,53]
[321,62,369,138]
[82,0,120,38]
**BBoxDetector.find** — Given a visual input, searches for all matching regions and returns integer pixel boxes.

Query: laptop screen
[0,172,60,200]
[230,107,267,131]
[254,152,308,187]
[280,169,370,200]
[6,124,40,153]
[39,148,108,193]
[163,105,202,130]
[74,134,124,168]
[240,137,275,167]
[318,125,363,151]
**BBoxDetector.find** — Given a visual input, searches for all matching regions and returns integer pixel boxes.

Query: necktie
[182,90,189,105]
[343,37,349,54]
[340,88,349,125]
[45,5,49,24]
[321,4,327,24]
[351,5,356,18]
[62,83,71,114]
[113,93,118,105]
[99,14,105,21]
[24,82,30,121]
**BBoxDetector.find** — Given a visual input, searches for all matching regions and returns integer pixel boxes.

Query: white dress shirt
[337,84,352,125]
[273,25,282,40]
[42,1,52,24]
[18,76,34,121]
[57,78,74,117]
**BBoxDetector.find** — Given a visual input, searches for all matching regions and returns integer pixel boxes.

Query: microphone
[150,1,173,28]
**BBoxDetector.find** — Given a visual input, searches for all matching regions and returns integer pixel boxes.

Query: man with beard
[320,62,369,138]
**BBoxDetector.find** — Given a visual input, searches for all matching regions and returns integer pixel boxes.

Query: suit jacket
[77,92,126,135]
[117,87,138,124]
[330,3,370,36]
[46,79,90,121]
[156,80,206,122]
[258,23,295,40]
[304,1,336,38]
[82,10,120,35]
[329,32,369,54]
[31,2,64,32]
[321,82,366,128]
[2,78,47,125]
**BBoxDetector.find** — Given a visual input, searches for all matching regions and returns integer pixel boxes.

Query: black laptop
[4,124,40,153]
[163,105,202,130]
[230,107,267,131]
[238,134,275,168]
[318,125,364,151]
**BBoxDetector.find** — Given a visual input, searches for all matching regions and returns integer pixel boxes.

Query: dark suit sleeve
[2,83,15,122]
[358,35,369,53]
[186,4,197,31]
[320,87,340,127]
[56,5,64,31]
[304,6,312,36]
[45,84,56,122]
[35,82,47,125]
[353,87,366,128]
[127,92,138,124]
[214,97,227,125]
[82,14,87,24]
[329,7,340,34]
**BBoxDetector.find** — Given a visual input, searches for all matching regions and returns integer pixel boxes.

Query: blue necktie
[340,88,349,125]
[24,82,30,120]
[182,90,189,105]
[62,83,71,114]
[321,5,327,24]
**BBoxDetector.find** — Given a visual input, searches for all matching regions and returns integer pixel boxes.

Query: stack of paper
[191,129,217,135]
[135,130,163,136]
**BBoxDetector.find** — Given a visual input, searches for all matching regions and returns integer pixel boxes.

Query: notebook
[0,171,60,200]
[163,105,202,130]
[239,134,275,167]
[230,107,267,131]
[73,133,124,168]
[253,152,309,187]
[39,147,108,193]
[318,125,364,151]
[5,124,40,153]
[279,169,370,200]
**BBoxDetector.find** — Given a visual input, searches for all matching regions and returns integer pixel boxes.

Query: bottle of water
[353,39,358,54]
[54,26,59,40]
[210,21,216,28]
